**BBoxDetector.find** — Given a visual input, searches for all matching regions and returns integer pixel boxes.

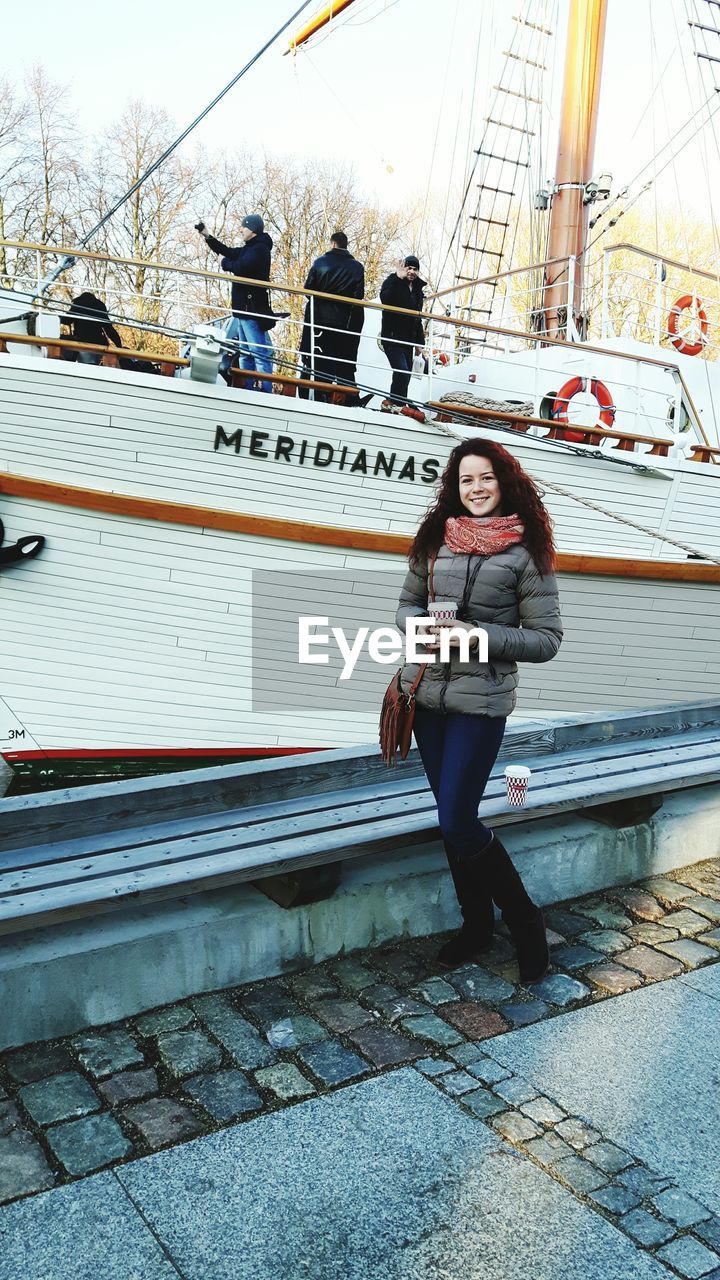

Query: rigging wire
[442,0,556,334]
[628,43,678,145]
[344,0,403,29]
[681,0,720,447]
[442,5,520,292]
[585,91,720,254]
[505,0,553,317]
[534,0,560,291]
[682,0,720,263]
[450,12,524,303]
[653,7,691,265]
[292,0,381,52]
[300,49,395,175]
[432,82,466,292]
[34,0,317,297]
[649,0,661,259]
[457,5,487,212]
[418,0,461,258]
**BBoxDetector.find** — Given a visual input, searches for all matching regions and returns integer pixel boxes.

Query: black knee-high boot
[472,833,549,983]
[436,840,495,968]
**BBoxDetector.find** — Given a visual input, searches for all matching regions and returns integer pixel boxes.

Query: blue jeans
[227,315,273,392]
[381,339,413,401]
[413,706,506,860]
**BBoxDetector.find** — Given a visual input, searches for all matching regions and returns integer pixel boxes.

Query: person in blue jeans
[197,215,275,392]
[224,312,273,392]
[395,438,563,981]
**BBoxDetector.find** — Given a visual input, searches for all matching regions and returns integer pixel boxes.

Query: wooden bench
[1,702,718,934]
[229,367,359,404]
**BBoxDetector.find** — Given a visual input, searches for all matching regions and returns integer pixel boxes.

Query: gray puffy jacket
[396,542,563,717]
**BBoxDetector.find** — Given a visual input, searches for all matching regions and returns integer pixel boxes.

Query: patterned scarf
[444,514,525,555]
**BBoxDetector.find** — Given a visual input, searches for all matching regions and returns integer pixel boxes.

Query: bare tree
[0,79,31,283]
[78,100,205,346]
[25,66,80,245]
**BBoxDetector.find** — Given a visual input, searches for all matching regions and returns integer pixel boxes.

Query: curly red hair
[410,437,557,575]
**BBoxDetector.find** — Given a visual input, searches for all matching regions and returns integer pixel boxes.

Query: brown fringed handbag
[379,551,437,766]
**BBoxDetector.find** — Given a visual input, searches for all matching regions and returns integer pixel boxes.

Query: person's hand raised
[395,258,409,279]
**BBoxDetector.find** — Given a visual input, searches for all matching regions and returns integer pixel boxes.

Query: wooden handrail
[428,401,675,454]
[1,470,720,582]
[229,368,358,397]
[0,328,189,366]
[1,236,716,370]
[689,444,720,461]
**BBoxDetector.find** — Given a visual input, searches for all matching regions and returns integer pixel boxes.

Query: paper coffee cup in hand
[428,600,458,622]
[504,765,531,807]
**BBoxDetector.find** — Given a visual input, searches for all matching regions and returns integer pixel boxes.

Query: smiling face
[458,455,502,518]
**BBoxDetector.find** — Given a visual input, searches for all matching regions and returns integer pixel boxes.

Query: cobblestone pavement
[2,857,720,1277]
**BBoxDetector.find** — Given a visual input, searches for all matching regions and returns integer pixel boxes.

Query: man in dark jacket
[61,292,123,365]
[197,215,275,392]
[301,231,365,390]
[379,255,426,403]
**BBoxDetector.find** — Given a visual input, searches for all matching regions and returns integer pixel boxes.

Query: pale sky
[7,0,720,245]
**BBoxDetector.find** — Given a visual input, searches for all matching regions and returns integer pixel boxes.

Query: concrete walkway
[1,862,719,1278]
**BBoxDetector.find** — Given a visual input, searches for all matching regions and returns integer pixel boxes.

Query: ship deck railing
[599,242,720,359]
[0,701,719,935]
[1,236,718,462]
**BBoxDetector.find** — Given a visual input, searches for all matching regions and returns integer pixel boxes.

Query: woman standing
[396,438,563,982]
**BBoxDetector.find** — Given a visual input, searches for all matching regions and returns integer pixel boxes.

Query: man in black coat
[301,231,365,390]
[197,214,275,392]
[379,255,426,403]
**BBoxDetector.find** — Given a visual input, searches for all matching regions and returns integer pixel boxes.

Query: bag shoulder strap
[428,547,438,603]
[407,547,440,698]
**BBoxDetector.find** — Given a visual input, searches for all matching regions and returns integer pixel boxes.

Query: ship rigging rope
[34,0,316,297]
[683,0,720,455]
[417,0,460,258]
[682,0,720,267]
[653,7,692,264]
[442,11,525,293]
[299,0,400,49]
[445,1,554,329]
[586,90,720,253]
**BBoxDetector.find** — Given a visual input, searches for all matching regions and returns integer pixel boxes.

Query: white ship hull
[1,350,719,778]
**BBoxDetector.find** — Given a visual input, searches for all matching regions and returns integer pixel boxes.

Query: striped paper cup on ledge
[504,765,531,807]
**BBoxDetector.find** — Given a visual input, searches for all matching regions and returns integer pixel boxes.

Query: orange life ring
[667,294,708,357]
[551,376,616,443]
